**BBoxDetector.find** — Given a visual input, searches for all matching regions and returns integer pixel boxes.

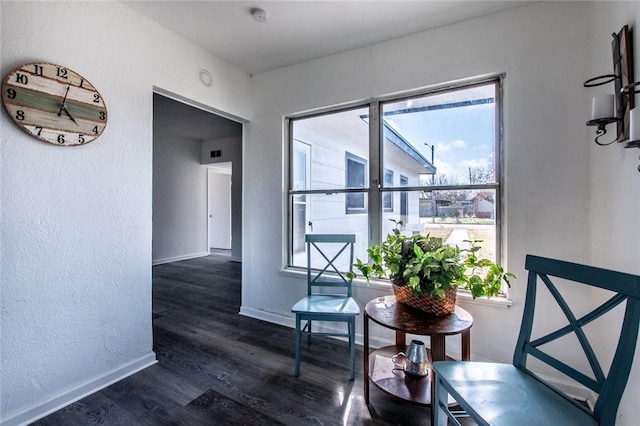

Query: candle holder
[584,25,640,172]
[585,116,621,146]
[584,26,634,145]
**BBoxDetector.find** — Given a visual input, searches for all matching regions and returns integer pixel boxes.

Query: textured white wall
[0,2,251,424]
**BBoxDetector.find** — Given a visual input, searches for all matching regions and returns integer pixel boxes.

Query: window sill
[455,291,513,309]
[281,267,514,309]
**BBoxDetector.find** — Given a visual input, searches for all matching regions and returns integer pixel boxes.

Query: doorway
[152,90,244,265]
[208,164,232,251]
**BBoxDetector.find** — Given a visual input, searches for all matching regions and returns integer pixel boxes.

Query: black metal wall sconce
[584,25,640,172]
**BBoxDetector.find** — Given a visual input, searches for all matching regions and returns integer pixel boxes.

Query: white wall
[243,2,640,423]
[153,131,208,263]
[0,2,251,424]
[244,0,590,353]
[242,0,640,410]
[587,3,640,425]
[202,136,243,261]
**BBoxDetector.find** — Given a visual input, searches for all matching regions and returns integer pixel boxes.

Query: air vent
[211,150,222,158]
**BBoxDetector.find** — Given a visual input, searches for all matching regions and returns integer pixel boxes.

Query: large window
[288,78,503,275]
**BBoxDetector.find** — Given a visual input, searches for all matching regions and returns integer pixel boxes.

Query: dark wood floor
[34,254,443,425]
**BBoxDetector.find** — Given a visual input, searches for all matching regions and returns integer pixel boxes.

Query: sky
[383,84,496,184]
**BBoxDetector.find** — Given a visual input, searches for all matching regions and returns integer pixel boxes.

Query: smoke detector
[251,8,268,23]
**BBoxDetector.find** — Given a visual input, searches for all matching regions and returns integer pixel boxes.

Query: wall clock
[1,62,107,146]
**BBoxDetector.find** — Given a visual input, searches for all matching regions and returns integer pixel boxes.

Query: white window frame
[287,75,505,278]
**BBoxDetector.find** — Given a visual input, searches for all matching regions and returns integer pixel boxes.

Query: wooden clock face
[1,62,107,146]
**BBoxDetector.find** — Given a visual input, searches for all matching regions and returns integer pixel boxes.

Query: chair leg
[433,373,449,426]
[307,320,312,344]
[349,317,355,381]
[294,314,301,377]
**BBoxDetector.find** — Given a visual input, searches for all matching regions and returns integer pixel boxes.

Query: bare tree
[468,166,495,184]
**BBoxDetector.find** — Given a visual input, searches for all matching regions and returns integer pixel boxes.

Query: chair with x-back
[291,234,360,380]
[433,254,640,426]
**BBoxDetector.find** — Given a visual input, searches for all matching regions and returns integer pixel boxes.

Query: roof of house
[383,122,437,173]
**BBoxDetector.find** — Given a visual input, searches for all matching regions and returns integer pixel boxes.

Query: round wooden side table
[363,295,473,423]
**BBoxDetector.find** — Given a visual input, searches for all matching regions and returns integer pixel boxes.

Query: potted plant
[347,220,515,315]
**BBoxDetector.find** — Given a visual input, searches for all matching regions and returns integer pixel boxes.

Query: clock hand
[57,84,71,116]
[62,105,79,126]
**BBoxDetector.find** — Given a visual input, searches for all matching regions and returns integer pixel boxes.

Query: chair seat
[292,295,360,316]
[432,361,597,426]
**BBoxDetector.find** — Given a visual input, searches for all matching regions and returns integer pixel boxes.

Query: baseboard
[2,352,157,426]
[152,252,209,265]
[585,389,597,410]
[534,372,591,403]
[239,306,294,328]
[238,306,391,349]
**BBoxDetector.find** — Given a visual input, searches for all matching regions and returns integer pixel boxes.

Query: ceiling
[122,1,531,76]
[146,1,531,141]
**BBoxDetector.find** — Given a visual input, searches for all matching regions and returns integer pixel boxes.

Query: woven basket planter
[392,283,457,316]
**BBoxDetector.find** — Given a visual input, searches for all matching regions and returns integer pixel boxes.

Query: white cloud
[433,159,458,177]
[436,141,451,152]
[437,139,466,153]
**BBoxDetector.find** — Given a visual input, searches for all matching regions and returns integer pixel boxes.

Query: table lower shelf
[368,346,456,406]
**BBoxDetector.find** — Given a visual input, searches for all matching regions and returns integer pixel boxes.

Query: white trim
[153,86,248,124]
[152,251,209,266]
[585,390,597,411]
[279,267,514,309]
[2,353,157,426]
[456,292,514,309]
[239,306,294,328]
[534,372,591,404]
[279,267,390,292]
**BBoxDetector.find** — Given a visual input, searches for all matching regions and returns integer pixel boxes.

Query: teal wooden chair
[291,234,360,380]
[433,254,640,426]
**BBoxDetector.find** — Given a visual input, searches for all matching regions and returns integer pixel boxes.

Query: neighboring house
[474,197,494,219]
[291,110,435,265]
[420,195,494,220]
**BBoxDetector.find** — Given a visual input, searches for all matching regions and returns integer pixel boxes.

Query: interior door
[208,168,232,250]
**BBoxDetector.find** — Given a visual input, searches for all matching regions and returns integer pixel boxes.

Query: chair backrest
[515,254,640,424]
[306,234,355,297]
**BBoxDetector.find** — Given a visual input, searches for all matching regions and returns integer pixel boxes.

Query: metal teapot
[392,339,429,378]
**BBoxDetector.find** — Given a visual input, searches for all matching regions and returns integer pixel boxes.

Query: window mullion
[368,101,382,247]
